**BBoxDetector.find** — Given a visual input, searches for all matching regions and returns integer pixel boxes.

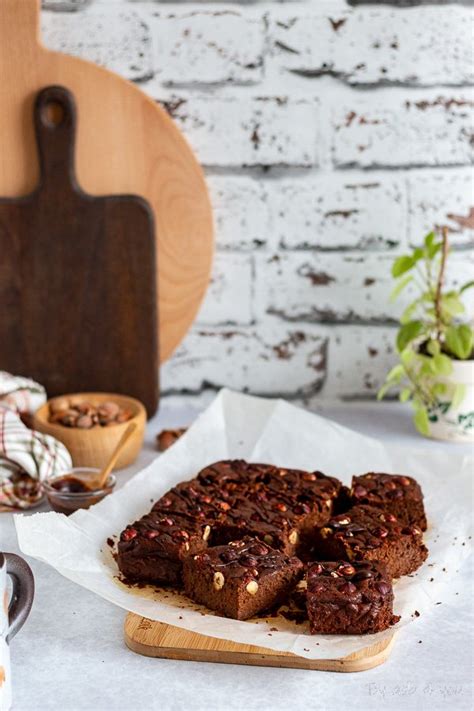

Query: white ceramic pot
[427,359,474,442]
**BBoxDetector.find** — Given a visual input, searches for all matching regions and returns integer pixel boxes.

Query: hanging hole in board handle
[41,100,66,128]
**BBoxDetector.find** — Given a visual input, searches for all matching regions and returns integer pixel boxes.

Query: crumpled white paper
[14,390,473,660]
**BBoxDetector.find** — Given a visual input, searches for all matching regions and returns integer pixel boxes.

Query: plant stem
[434,227,449,341]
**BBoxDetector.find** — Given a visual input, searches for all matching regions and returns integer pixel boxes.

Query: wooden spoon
[93,422,137,490]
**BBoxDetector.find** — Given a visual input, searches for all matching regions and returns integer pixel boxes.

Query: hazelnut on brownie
[254,467,342,539]
[152,480,231,522]
[306,561,400,635]
[212,493,302,555]
[313,505,428,578]
[183,537,303,621]
[197,460,262,492]
[349,473,427,531]
[117,511,211,585]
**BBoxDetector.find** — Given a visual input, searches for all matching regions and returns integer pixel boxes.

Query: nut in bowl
[33,393,146,470]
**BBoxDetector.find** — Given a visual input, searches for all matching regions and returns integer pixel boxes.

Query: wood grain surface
[124,613,395,672]
[0,0,213,363]
[0,85,159,414]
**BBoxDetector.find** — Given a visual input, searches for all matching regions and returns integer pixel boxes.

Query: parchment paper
[14,389,473,659]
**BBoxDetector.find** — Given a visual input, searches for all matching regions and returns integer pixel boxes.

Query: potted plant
[378,228,474,442]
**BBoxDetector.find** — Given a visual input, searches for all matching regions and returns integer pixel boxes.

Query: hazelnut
[121,528,137,541]
[213,572,225,591]
[145,530,159,539]
[338,563,356,577]
[339,582,357,595]
[245,580,259,596]
[50,397,69,414]
[397,476,411,487]
[250,543,268,556]
[406,525,422,536]
[76,415,93,429]
[202,525,211,542]
[102,401,120,417]
[289,530,299,545]
[240,554,258,568]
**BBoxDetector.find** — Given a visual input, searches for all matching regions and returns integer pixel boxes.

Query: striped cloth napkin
[0,372,72,510]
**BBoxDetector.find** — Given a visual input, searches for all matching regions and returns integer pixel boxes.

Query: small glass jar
[43,467,116,515]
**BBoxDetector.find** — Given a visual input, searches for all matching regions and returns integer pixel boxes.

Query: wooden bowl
[33,392,146,470]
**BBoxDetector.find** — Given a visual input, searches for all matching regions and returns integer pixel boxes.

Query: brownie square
[313,505,428,578]
[152,480,231,523]
[306,560,400,635]
[197,460,262,492]
[254,467,343,539]
[183,537,303,620]
[212,493,302,555]
[117,511,210,586]
[349,473,427,531]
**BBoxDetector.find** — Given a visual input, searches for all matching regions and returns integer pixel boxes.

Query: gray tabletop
[2,401,473,711]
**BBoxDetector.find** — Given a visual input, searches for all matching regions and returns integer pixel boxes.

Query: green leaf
[392,255,414,278]
[396,321,424,352]
[426,339,440,356]
[390,274,412,302]
[385,364,405,383]
[433,353,453,376]
[377,382,393,401]
[445,324,474,360]
[432,382,448,397]
[399,387,412,403]
[427,242,441,260]
[413,406,430,436]
[460,280,474,294]
[451,384,467,409]
[400,348,416,367]
[441,293,465,317]
[400,301,419,324]
[413,247,424,262]
[424,231,436,249]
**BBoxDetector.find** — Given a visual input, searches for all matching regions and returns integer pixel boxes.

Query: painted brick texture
[40,0,474,405]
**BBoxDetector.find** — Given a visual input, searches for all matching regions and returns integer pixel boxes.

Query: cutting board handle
[34,85,78,191]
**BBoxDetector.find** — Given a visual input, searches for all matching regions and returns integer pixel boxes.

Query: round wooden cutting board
[0,0,213,362]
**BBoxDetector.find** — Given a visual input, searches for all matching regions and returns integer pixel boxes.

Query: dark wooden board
[0,85,158,415]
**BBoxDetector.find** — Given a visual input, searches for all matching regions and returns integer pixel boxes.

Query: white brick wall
[40,0,474,406]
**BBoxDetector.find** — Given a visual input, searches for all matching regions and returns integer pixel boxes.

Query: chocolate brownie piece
[183,537,303,620]
[117,511,210,585]
[254,468,342,539]
[349,473,427,531]
[197,460,262,493]
[313,505,428,578]
[212,493,301,555]
[153,480,231,524]
[306,560,400,635]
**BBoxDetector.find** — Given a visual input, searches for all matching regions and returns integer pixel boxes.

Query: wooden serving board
[124,614,395,672]
[0,85,158,415]
[0,0,213,363]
